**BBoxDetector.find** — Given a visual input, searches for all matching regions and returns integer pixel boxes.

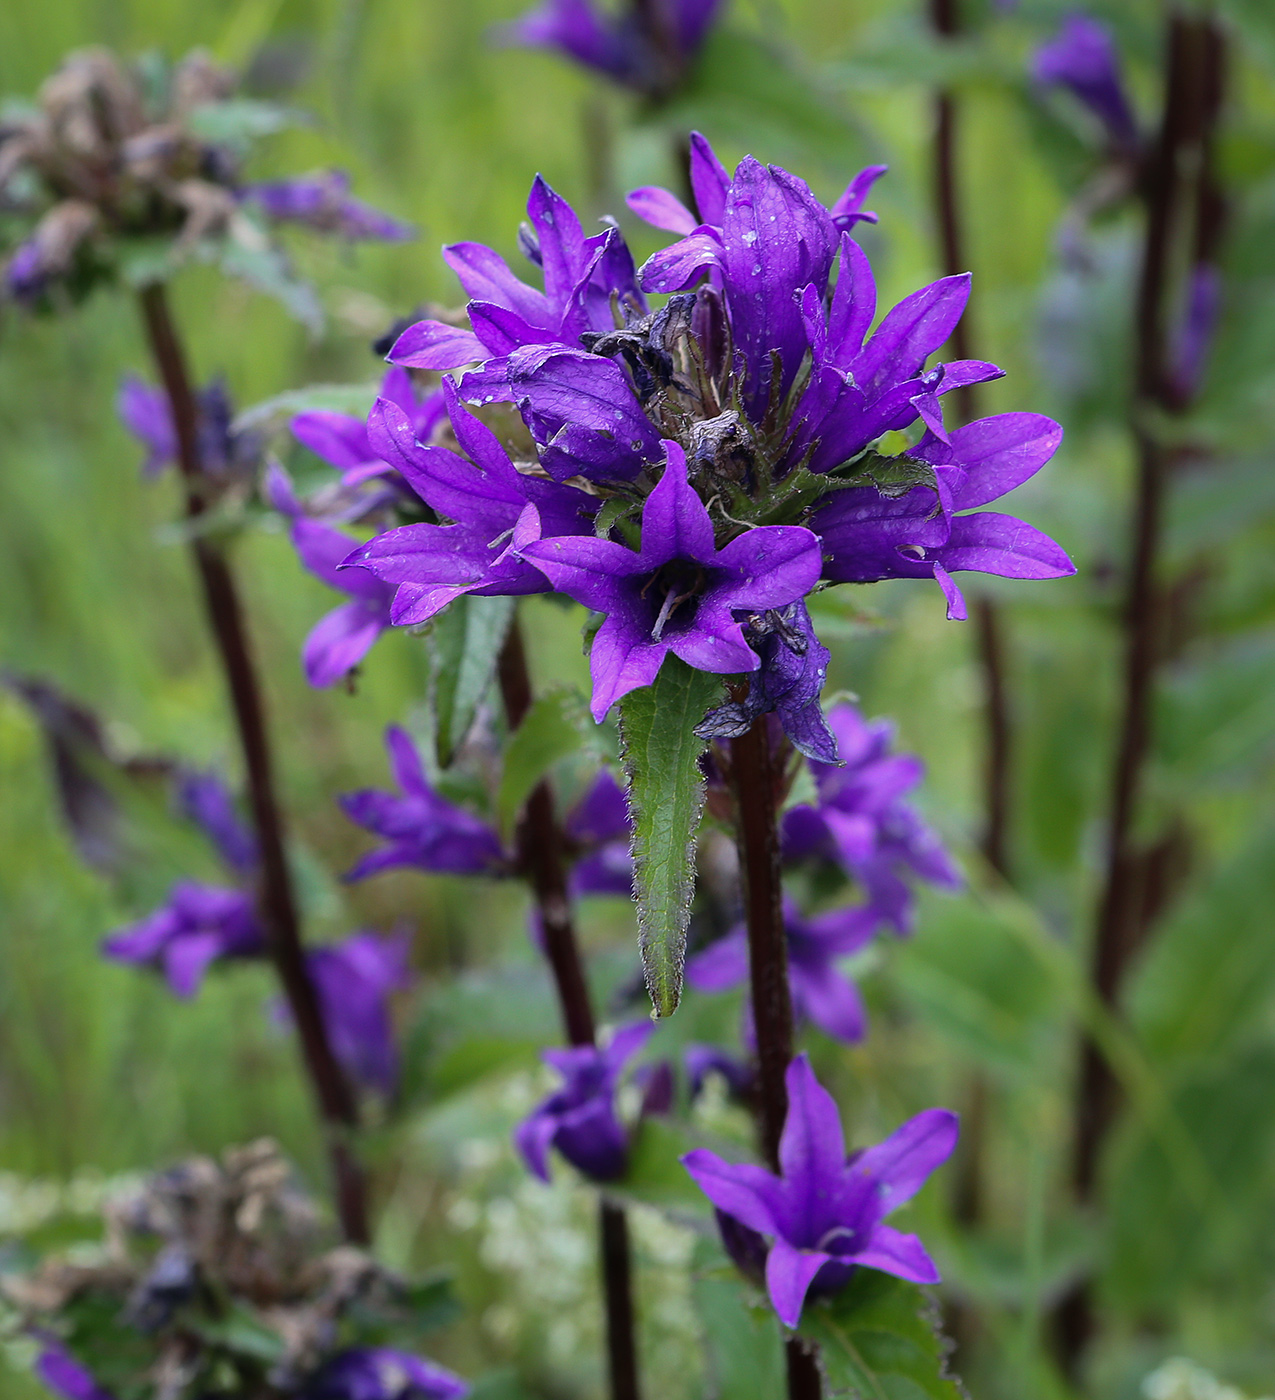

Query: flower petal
[765,1237,833,1329]
[850,1107,959,1213]
[850,1223,941,1284]
[681,1148,784,1236]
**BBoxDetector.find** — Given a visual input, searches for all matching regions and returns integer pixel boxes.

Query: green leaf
[233,381,381,435]
[800,1271,964,1400]
[615,1117,706,1211]
[496,686,591,838]
[618,656,721,1018]
[691,1242,786,1400]
[427,595,515,768]
[217,234,323,333]
[190,1303,287,1363]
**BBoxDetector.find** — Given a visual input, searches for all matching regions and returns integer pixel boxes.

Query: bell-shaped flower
[521,441,823,720]
[782,704,960,934]
[339,727,508,881]
[267,463,396,687]
[515,1022,654,1181]
[682,1054,958,1327]
[386,176,644,374]
[175,768,258,876]
[303,932,413,1095]
[34,1348,114,1400]
[687,897,878,1045]
[102,880,265,997]
[117,375,258,480]
[246,170,415,242]
[1033,15,1139,151]
[813,411,1075,621]
[564,768,634,897]
[302,1347,469,1400]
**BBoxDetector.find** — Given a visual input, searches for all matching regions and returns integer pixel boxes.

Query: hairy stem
[1055,13,1227,1378]
[137,281,368,1245]
[729,718,820,1400]
[496,612,640,1400]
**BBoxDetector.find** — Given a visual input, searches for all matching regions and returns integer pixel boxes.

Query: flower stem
[496,610,640,1400]
[136,281,369,1246]
[1055,13,1227,1377]
[729,717,821,1400]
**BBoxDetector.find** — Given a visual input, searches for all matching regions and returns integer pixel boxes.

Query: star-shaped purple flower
[782,704,961,934]
[521,440,823,720]
[102,879,265,997]
[498,0,721,95]
[1033,15,1139,151]
[339,727,508,881]
[304,932,413,1095]
[267,463,397,688]
[386,176,643,374]
[812,411,1076,620]
[515,1021,654,1182]
[682,1054,958,1327]
[302,1346,468,1400]
[247,170,415,242]
[340,380,599,625]
[687,896,878,1044]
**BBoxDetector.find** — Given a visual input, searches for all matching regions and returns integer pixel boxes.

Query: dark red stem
[137,281,368,1245]
[496,615,640,1400]
[1056,13,1227,1378]
[729,719,820,1400]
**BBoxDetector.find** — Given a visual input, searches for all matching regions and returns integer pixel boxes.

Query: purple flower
[176,769,258,875]
[34,1349,114,1400]
[515,1021,654,1181]
[1033,15,1139,150]
[564,768,633,897]
[268,463,396,687]
[498,0,720,95]
[387,176,643,374]
[102,880,265,997]
[813,412,1076,620]
[695,601,836,762]
[117,375,252,479]
[521,440,823,720]
[305,932,412,1095]
[302,1346,468,1400]
[1169,263,1222,403]
[247,171,415,242]
[682,1054,958,1327]
[6,238,51,303]
[684,1043,754,1100]
[782,704,960,935]
[339,726,508,881]
[289,365,446,513]
[339,381,599,624]
[687,897,877,1045]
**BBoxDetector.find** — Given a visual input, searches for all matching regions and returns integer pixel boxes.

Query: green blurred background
[4,0,1275,1397]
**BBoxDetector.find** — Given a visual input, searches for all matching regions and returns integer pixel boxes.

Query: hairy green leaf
[801,1271,964,1400]
[496,686,591,838]
[691,1243,786,1400]
[618,656,721,1018]
[428,595,515,768]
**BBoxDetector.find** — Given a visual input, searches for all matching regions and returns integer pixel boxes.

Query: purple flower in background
[783,704,960,934]
[682,1055,958,1327]
[302,1346,468,1400]
[564,769,633,897]
[685,1043,754,1100]
[1033,15,1139,150]
[521,440,823,720]
[813,412,1075,620]
[176,768,258,875]
[515,1022,654,1181]
[34,1349,115,1400]
[102,880,265,997]
[1169,263,1222,403]
[340,727,508,881]
[289,365,446,512]
[696,601,836,762]
[340,381,598,625]
[305,932,413,1095]
[6,239,51,304]
[387,176,643,374]
[687,897,877,1044]
[498,0,721,96]
[248,170,415,242]
[267,463,396,687]
[117,375,252,479]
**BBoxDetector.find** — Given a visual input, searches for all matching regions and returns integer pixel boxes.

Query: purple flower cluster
[687,702,959,1046]
[683,1055,957,1327]
[312,136,1071,758]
